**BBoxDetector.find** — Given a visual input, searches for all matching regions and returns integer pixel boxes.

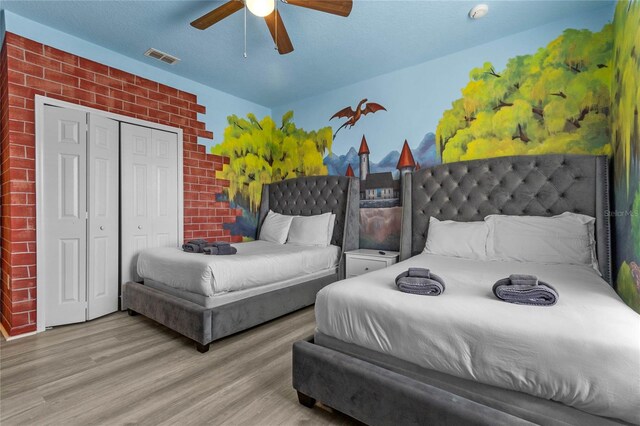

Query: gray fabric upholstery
[293,339,534,426]
[402,155,612,285]
[122,281,212,344]
[122,272,336,345]
[313,333,627,426]
[256,176,357,247]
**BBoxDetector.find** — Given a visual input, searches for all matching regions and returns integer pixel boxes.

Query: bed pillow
[485,212,599,271]
[259,210,294,244]
[424,217,488,260]
[327,213,336,245]
[287,213,333,247]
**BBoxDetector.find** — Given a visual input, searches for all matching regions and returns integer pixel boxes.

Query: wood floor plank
[0,307,358,425]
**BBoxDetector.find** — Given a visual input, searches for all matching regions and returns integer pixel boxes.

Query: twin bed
[122,175,359,353]
[293,155,640,425]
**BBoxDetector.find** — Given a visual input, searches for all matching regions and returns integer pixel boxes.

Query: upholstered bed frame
[293,155,619,425]
[123,175,359,353]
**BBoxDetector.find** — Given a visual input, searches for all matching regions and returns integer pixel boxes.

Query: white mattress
[315,253,640,424]
[137,241,341,297]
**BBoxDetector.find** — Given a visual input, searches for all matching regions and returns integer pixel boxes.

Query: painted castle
[346,135,417,207]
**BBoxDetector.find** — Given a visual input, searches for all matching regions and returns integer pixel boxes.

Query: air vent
[144,48,180,65]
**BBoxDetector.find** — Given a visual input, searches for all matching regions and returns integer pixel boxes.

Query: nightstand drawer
[346,257,388,277]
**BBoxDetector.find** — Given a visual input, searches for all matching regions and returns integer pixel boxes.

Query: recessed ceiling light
[469,4,489,19]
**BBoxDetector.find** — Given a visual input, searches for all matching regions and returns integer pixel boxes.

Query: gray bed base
[293,155,620,425]
[123,175,359,353]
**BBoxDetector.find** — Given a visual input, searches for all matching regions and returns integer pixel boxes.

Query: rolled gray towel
[492,275,558,306]
[204,241,231,248]
[408,267,431,279]
[203,245,237,255]
[395,269,445,296]
[509,274,538,286]
[182,239,209,253]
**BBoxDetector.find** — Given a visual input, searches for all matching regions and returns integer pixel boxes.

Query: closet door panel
[87,114,119,320]
[121,123,153,283]
[43,106,88,327]
[151,129,179,248]
[121,124,180,285]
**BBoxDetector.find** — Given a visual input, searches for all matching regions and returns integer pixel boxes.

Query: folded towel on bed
[395,268,445,296]
[182,239,209,253]
[492,274,558,306]
[203,245,237,255]
[204,241,231,248]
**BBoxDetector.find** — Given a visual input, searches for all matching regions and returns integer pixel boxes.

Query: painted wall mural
[437,25,613,162]
[611,0,640,313]
[211,112,332,240]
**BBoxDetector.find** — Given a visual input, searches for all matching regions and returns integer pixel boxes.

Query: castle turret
[396,140,416,176]
[345,164,355,177]
[358,135,370,183]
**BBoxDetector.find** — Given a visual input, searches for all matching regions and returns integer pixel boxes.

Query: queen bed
[123,175,359,353]
[292,155,640,425]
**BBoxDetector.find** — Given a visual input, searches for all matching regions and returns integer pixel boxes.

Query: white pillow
[424,217,488,260]
[259,210,294,244]
[485,212,599,271]
[327,214,336,245]
[287,213,333,247]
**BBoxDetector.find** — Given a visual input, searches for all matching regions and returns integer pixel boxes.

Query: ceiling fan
[190,0,353,55]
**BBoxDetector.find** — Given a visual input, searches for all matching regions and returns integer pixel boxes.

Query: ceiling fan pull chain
[275,0,278,51]
[243,3,248,58]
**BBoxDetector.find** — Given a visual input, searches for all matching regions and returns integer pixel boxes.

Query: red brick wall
[0,32,242,337]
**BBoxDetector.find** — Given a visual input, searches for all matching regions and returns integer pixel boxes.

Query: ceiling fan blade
[284,0,352,17]
[191,0,244,30]
[264,10,294,55]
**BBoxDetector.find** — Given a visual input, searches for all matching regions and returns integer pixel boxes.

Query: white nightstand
[344,249,400,278]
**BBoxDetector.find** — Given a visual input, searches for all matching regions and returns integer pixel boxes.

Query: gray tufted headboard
[256,175,360,255]
[400,154,612,285]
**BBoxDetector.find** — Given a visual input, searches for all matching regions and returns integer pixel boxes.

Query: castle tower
[345,164,355,177]
[358,135,370,183]
[396,140,416,176]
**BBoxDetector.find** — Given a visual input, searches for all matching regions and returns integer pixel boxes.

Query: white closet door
[43,106,88,327]
[120,123,179,284]
[87,114,119,320]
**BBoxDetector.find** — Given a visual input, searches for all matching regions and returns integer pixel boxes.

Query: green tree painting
[212,111,332,212]
[611,0,640,313]
[436,24,613,163]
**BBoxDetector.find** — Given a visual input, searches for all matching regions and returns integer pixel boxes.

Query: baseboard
[0,323,38,341]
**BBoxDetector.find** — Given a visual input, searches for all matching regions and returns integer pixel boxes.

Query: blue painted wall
[2,10,270,147]
[272,5,615,166]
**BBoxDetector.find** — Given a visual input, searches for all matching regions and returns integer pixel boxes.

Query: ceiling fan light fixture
[246,0,275,17]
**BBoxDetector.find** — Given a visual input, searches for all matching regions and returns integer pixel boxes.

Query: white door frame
[35,95,184,332]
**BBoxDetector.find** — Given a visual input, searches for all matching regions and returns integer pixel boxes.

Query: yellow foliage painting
[611,0,640,313]
[212,111,332,239]
[436,24,613,163]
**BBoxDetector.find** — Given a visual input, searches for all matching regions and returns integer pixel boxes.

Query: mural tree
[611,0,640,313]
[212,111,332,211]
[436,24,613,163]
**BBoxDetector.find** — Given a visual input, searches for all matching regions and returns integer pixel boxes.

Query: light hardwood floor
[0,307,358,425]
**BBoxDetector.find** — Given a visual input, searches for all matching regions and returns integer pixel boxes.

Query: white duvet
[137,241,340,297]
[315,253,640,424]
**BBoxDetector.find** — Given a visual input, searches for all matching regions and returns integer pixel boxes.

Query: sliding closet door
[87,114,119,320]
[43,106,88,327]
[120,123,179,284]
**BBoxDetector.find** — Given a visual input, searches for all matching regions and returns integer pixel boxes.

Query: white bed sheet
[137,241,340,297]
[315,253,640,424]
